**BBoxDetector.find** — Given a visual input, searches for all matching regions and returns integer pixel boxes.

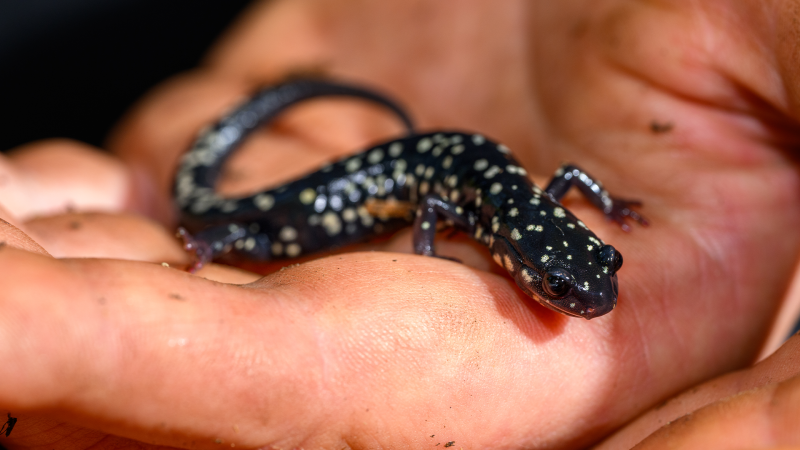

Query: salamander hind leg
[178,224,271,272]
[413,194,475,261]
[544,164,649,231]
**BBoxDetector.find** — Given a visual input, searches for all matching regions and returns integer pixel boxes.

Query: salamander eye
[598,245,623,274]
[543,268,572,298]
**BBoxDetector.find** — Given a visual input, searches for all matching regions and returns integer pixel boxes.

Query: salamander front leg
[177,224,271,272]
[413,194,475,259]
[544,164,648,231]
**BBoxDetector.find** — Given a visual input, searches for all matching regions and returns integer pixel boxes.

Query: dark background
[0,0,254,152]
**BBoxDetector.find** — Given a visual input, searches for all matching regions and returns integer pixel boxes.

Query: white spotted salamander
[175,79,646,319]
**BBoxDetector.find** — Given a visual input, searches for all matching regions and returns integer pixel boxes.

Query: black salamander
[175,79,646,319]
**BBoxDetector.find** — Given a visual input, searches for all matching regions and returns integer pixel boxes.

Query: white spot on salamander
[345,157,362,173]
[511,228,522,240]
[503,254,515,272]
[254,193,275,211]
[279,226,298,242]
[299,188,316,205]
[587,245,594,251]
[358,206,374,227]
[419,181,430,195]
[367,148,384,164]
[342,208,357,222]
[472,134,486,145]
[541,255,550,263]
[553,207,566,218]
[286,243,302,258]
[221,200,238,213]
[442,155,453,169]
[484,166,501,179]
[446,175,459,187]
[417,137,433,153]
[493,253,503,267]
[421,221,431,230]
[474,159,489,171]
[521,268,534,283]
[508,208,519,217]
[322,212,342,236]
[388,142,403,157]
[490,183,502,195]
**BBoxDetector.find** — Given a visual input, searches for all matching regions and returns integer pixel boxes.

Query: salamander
[174,79,646,319]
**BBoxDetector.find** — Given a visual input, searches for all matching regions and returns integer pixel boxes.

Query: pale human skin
[2,0,800,449]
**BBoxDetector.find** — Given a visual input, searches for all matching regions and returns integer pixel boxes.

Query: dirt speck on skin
[169,293,185,301]
[650,121,674,133]
[444,442,455,448]
[0,241,5,249]
[69,220,82,230]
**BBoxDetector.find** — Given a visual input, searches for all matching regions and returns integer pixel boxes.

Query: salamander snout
[598,245,623,275]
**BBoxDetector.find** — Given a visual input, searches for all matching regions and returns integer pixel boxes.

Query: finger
[0,215,50,257]
[597,333,800,449]
[4,139,132,220]
[0,245,638,449]
[632,373,800,450]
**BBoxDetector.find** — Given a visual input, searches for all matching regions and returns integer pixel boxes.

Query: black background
[0,0,253,152]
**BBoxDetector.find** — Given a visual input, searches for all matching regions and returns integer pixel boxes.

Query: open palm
[2,1,800,449]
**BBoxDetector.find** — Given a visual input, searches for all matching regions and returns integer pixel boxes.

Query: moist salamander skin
[175,79,646,319]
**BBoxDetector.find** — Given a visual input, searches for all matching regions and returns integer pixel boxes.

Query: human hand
[3,0,800,448]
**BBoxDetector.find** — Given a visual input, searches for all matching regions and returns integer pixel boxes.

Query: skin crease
[1,0,800,449]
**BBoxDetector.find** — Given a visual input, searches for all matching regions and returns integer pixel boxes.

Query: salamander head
[512,241,621,319]
[496,202,624,319]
